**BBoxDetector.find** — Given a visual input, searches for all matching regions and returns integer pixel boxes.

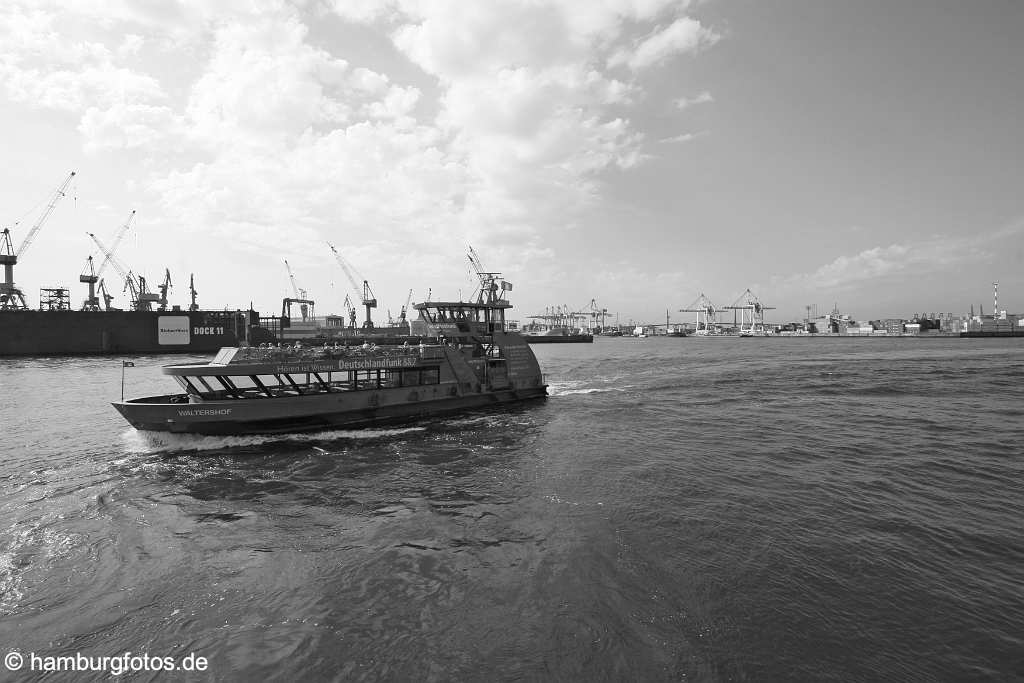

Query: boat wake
[119,425,428,455]
[547,380,626,397]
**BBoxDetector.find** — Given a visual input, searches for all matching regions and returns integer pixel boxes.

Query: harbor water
[1,337,1022,680]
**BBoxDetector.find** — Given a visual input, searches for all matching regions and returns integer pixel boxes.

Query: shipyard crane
[1,170,76,309]
[723,289,776,336]
[342,294,357,329]
[157,268,172,311]
[466,245,512,305]
[283,259,310,321]
[80,256,100,311]
[680,293,720,335]
[97,278,115,310]
[88,232,139,310]
[398,288,413,326]
[327,242,377,328]
[81,210,136,311]
[123,270,141,308]
[188,274,199,311]
[96,210,136,279]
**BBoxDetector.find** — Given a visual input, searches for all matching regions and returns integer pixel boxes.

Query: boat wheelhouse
[112,272,547,435]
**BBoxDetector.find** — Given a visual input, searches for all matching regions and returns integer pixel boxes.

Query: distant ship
[521,326,594,344]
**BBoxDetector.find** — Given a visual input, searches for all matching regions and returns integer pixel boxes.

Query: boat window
[195,376,217,395]
[250,375,273,397]
[229,375,258,389]
[214,376,242,398]
[281,374,306,394]
[421,366,439,385]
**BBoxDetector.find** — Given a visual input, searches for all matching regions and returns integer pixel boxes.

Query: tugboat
[112,271,547,435]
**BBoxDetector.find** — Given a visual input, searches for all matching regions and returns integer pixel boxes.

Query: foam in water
[119,425,428,455]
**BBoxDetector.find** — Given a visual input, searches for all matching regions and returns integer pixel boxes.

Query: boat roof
[160,344,442,377]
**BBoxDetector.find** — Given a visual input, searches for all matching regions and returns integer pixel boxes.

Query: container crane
[723,289,775,336]
[1,170,76,309]
[327,242,377,329]
[680,293,720,335]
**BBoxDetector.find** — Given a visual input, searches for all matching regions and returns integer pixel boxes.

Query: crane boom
[283,259,306,299]
[88,231,138,309]
[1,170,76,309]
[14,171,76,258]
[327,241,376,328]
[96,210,136,278]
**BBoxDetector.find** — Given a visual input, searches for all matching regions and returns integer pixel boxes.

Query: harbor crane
[572,298,610,332]
[342,294,357,329]
[188,274,199,311]
[680,293,720,335]
[80,256,100,310]
[1,170,76,309]
[398,288,413,327]
[466,245,512,306]
[327,242,377,328]
[283,259,310,322]
[87,232,157,311]
[97,278,115,310]
[81,209,137,310]
[723,289,775,336]
[157,268,172,311]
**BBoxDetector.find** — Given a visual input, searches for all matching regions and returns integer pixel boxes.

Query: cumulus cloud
[770,237,991,293]
[609,16,719,70]
[660,132,697,144]
[0,0,721,308]
[674,90,713,109]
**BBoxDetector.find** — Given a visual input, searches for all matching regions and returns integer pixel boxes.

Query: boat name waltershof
[178,408,233,416]
[274,357,419,374]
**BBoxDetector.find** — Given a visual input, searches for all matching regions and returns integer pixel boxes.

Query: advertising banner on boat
[272,356,420,374]
[158,316,191,345]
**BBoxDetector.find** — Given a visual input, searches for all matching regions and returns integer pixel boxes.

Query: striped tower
[993,282,999,318]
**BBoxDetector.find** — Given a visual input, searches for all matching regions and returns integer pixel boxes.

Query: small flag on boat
[122,361,135,367]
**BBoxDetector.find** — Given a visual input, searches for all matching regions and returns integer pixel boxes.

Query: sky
[1,0,1021,325]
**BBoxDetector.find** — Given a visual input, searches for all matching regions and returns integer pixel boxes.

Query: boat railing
[230,343,446,364]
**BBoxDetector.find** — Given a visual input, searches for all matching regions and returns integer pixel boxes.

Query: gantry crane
[571,298,609,332]
[1,171,76,309]
[327,242,377,328]
[680,293,720,335]
[723,289,775,336]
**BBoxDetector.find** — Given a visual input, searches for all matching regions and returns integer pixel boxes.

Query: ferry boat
[112,277,547,435]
